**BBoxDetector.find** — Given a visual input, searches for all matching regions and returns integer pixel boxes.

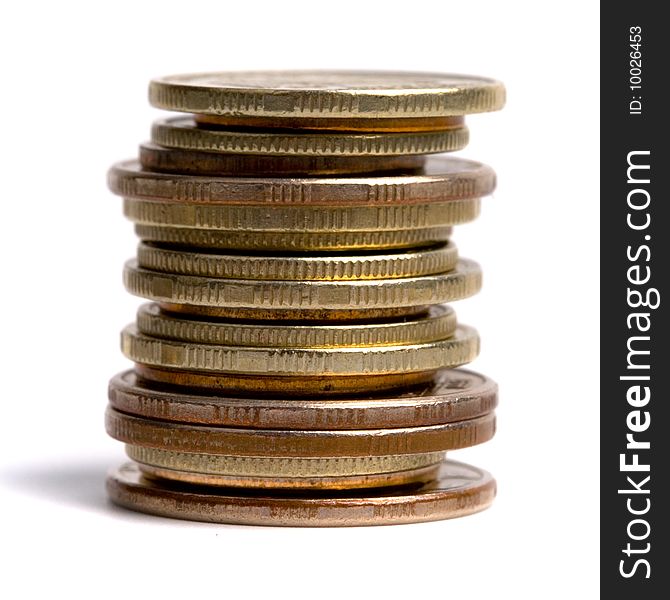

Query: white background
[0,1,599,598]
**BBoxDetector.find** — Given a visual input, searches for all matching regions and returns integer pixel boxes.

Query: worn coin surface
[132,366,438,396]
[133,224,454,252]
[135,242,457,281]
[108,367,497,429]
[109,156,495,205]
[126,446,445,477]
[107,459,496,526]
[121,324,478,376]
[151,116,468,157]
[123,198,480,235]
[135,303,457,347]
[138,143,427,176]
[105,406,495,457]
[123,258,481,316]
[148,70,506,122]
[137,463,441,490]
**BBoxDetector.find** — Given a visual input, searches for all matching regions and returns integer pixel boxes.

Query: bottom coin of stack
[106,348,497,526]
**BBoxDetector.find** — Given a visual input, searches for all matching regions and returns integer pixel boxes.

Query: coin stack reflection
[106,71,505,526]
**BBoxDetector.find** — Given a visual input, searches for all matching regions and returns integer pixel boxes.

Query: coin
[108,367,497,429]
[105,407,495,457]
[135,241,458,281]
[148,70,506,121]
[133,224,454,251]
[138,143,427,176]
[121,324,478,376]
[194,114,464,133]
[107,459,496,526]
[151,116,468,157]
[123,258,481,317]
[110,156,495,205]
[135,303,457,347]
[137,463,441,490]
[126,446,444,477]
[132,366,437,396]
[123,197,480,233]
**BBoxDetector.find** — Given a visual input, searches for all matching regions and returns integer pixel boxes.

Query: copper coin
[108,367,497,429]
[109,156,495,205]
[107,459,496,526]
[133,365,437,396]
[138,143,426,176]
[105,406,495,457]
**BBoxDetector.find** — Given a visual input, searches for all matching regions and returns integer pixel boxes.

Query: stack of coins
[105,71,505,526]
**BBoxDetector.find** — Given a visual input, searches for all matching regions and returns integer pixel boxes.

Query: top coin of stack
[105,70,504,527]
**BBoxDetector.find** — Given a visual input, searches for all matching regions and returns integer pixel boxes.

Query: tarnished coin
[123,258,481,318]
[135,303,457,348]
[136,242,458,281]
[126,446,445,477]
[108,367,497,429]
[132,365,437,396]
[151,117,468,157]
[148,70,506,122]
[137,463,441,490]
[107,459,496,526]
[133,224,454,252]
[105,407,495,457]
[123,197,480,234]
[110,156,495,205]
[138,143,426,176]
[121,324,478,376]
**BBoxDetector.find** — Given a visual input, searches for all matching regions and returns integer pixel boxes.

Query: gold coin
[148,70,506,120]
[138,142,427,176]
[151,115,470,157]
[105,406,495,457]
[133,224,454,252]
[109,156,495,204]
[136,242,458,281]
[126,446,444,477]
[121,324,478,376]
[123,258,481,315]
[133,365,436,396]
[151,117,468,157]
[137,463,441,490]
[107,459,496,526]
[123,197,480,233]
[136,303,457,348]
[108,367,497,429]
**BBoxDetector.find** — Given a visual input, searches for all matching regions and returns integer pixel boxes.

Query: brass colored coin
[138,143,426,176]
[121,324,478,376]
[108,367,497,429]
[151,116,469,157]
[105,406,495,457]
[136,303,457,348]
[133,365,436,396]
[123,258,481,315]
[148,70,506,120]
[126,446,444,477]
[136,241,458,281]
[123,197,480,233]
[134,224,454,252]
[137,463,441,490]
[193,114,465,133]
[107,459,496,526]
[157,304,430,321]
[110,156,495,205]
